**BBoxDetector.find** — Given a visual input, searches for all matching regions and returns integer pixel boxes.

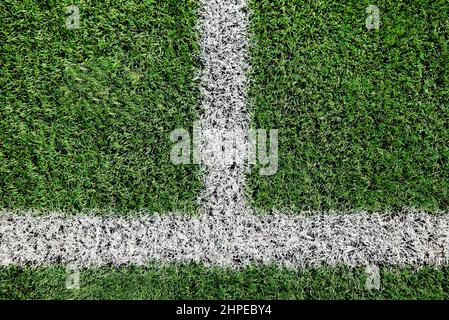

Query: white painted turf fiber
[1,210,449,268]
[1,0,448,270]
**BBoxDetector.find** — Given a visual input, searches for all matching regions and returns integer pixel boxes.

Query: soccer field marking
[1,0,449,269]
[197,0,250,216]
[1,210,448,268]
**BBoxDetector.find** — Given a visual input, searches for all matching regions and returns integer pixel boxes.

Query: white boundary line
[1,0,449,269]
[198,0,250,216]
[1,209,448,268]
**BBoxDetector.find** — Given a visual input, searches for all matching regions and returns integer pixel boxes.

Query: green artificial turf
[1,264,449,299]
[248,0,449,212]
[0,0,201,214]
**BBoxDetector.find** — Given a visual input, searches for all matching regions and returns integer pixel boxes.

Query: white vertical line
[197,0,250,216]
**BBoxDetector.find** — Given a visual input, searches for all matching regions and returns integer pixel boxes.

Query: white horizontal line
[1,209,448,268]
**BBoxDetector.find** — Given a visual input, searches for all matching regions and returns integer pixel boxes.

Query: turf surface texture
[1,0,201,214]
[248,0,449,212]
